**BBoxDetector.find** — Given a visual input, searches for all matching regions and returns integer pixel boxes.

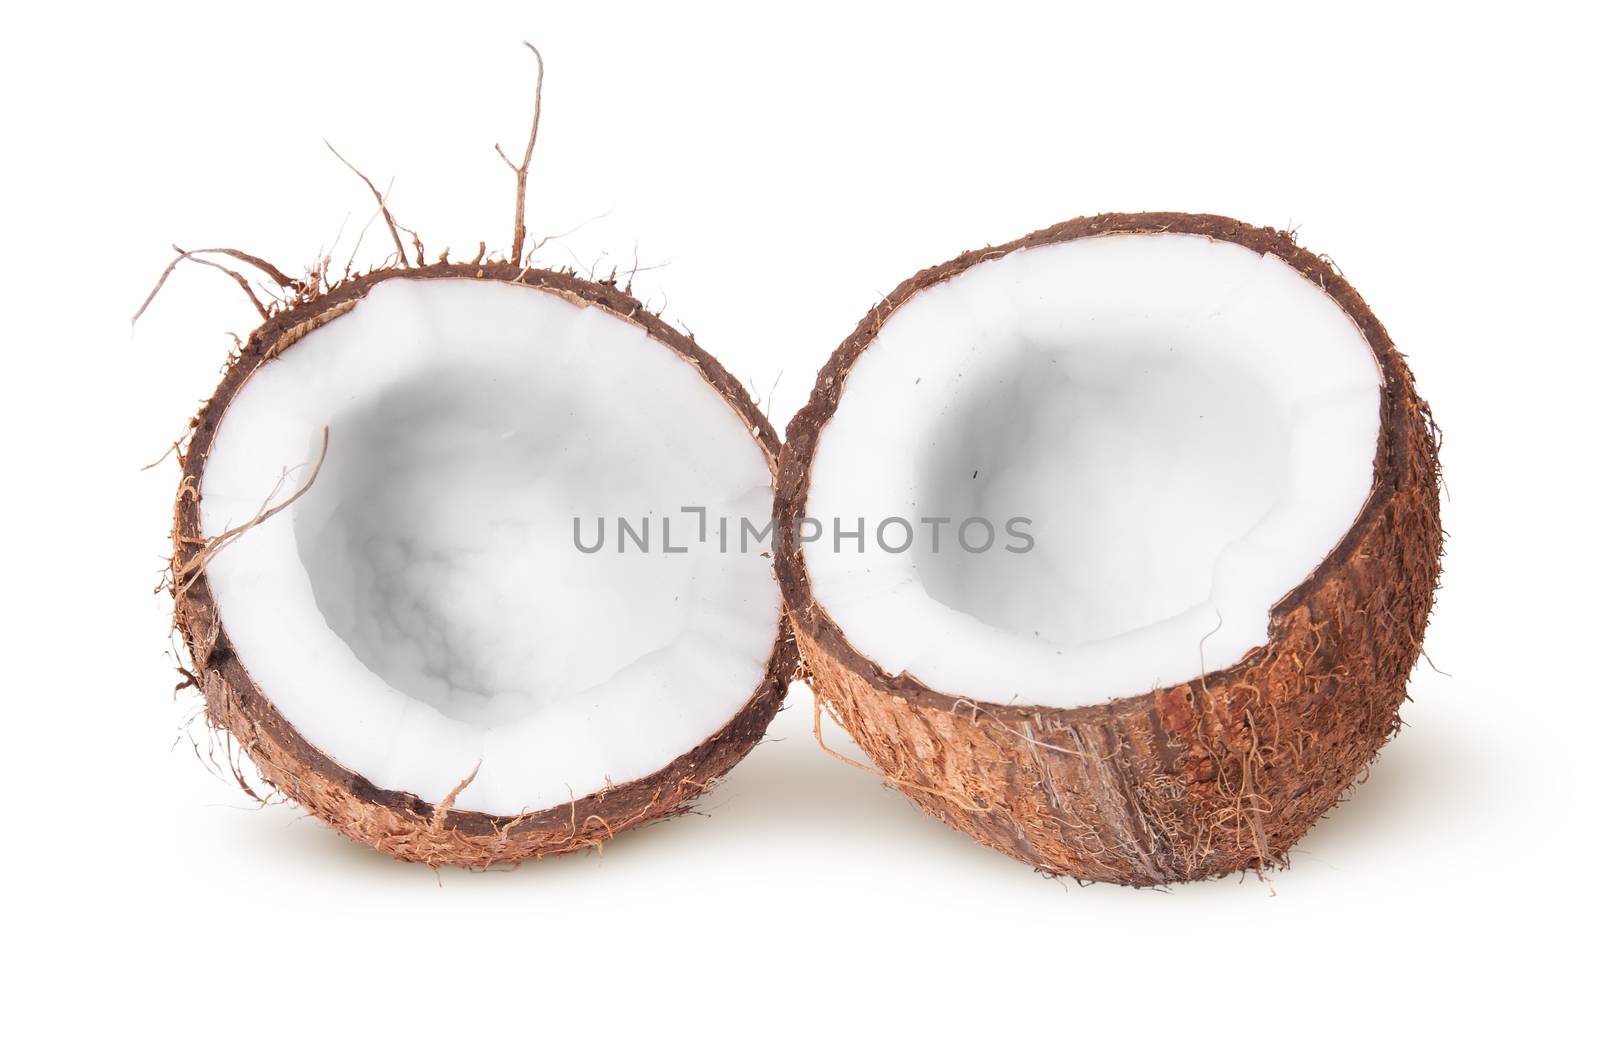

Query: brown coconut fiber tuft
[161,46,794,868]
[774,212,1443,886]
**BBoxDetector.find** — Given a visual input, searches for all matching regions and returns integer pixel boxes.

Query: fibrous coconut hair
[774,212,1442,886]
[159,46,795,867]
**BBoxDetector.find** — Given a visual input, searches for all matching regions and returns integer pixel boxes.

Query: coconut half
[174,263,794,866]
[776,213,1441,885]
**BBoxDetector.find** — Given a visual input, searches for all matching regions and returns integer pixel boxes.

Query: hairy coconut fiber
[172,262,796,867]
[774,213,1442,886]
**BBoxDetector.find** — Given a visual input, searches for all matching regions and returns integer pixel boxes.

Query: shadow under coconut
[694,709,1035,867]
[221,684,1475,891]
[1283,699,1487,872]
[700,689,1485,893]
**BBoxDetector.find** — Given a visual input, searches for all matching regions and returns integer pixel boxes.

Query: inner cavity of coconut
[805,232,1381,706]
[200,278,779,816]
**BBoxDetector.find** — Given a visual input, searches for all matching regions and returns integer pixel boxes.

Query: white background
[4,1,1595,1055]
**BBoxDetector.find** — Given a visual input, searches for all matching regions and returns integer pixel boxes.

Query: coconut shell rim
[773,210,1439,728]
[173,260,796,851]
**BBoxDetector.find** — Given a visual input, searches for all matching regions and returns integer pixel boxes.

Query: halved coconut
[174,263,794,866]
[776,213,1441,885]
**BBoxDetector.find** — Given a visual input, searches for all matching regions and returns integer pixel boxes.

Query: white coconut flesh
[201,279,780,816]
[805,232,1382,706]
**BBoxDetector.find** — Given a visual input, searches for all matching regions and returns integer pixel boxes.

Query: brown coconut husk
[171,261,796,867]
[774,212,1443,886]
[161,45,795,867]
